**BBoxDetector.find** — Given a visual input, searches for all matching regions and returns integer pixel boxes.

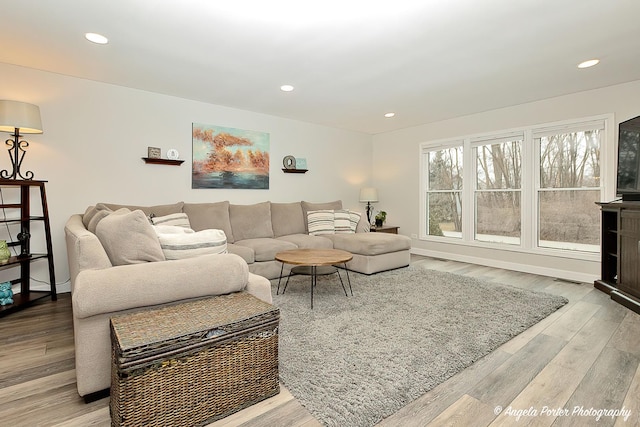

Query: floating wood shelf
[142,157,185,165]
[282,169,308,174]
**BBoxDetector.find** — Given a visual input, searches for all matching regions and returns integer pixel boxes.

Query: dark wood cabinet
[596,201,640,314]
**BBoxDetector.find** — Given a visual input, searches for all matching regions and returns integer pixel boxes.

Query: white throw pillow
[153,225,195,234]
[156,229,228,260]
[150,212,191,229]
[334,209,353,234]
[307,210,336,236]
[348,211,361,233]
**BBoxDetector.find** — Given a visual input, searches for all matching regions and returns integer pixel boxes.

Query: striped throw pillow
[348,211,361,233]
[156,229,227,260]
[334,209,352,234]
[150,212,191,229]
[307,210,336,236]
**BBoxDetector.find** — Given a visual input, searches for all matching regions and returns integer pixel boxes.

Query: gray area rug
[272,265,568,427]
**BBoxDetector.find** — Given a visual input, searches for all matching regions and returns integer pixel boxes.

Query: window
[425,144,463,238]
[474,136,523,245]
[420,116,609,259]
[536,126,602,252]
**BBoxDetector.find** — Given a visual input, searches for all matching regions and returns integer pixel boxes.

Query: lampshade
[0,100,43,134]
[359,187,378,202]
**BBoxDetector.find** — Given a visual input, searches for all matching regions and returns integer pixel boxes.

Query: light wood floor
[1,256,639,426]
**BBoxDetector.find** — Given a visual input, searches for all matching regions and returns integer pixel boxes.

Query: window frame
[419,114,614,261]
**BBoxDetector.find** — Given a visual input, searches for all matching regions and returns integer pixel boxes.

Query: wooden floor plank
[555,346,639,427]
[377,349,512,426]
[425,394,497,427]
[468,334,567,409]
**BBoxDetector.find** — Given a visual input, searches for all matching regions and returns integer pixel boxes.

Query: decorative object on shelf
[283,155,296,169]
[166,148,180,160]
[192,123,270,189]
[295,157,307,169]
[0,240,10,263]
[0,282,13,306]
[0,100,43,180]
[17,228,31,257]
[375,210,387,227]
[147,146,161,159]
[359,187,378,225]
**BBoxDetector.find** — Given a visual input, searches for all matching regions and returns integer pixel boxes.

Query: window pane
[539,190,600,252]
[476,191,521,244]
[428,192,462,238]
[476,141,522,190]
[428,146,463,190]
[539,130,601,189]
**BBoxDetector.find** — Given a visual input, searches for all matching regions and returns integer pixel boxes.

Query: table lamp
[359,187,378,225]
[0,100,43,180]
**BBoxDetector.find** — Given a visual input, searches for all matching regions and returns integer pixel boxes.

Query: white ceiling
[2,0,640,134]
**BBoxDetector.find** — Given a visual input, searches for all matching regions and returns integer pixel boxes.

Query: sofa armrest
[72,253,249,319]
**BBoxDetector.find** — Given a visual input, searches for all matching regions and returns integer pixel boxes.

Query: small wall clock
[167,149,180,160]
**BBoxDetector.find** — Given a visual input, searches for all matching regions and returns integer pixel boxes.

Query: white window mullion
[462,138,474,241]
[521,129,536,250]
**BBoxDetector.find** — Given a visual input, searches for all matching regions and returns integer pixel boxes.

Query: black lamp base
[0,129,34,180]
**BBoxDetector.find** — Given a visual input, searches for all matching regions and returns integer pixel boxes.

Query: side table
[370,225,399,234]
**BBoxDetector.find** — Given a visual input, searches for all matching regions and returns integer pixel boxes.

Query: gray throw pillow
[229,202,274,241]
[95,209,165,266]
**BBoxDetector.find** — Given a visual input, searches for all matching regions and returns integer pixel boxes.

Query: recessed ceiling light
[280,85,294,92]
[85,33,109,45]
[384,112,395,118]
[578,59,599,69]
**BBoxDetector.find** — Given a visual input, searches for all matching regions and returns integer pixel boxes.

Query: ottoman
[328,232,412,274]
[110,292,280,427]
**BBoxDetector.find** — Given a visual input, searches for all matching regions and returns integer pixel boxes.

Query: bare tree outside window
[538,129,601,252]
[475,140,522,244]
[426,146,463,238]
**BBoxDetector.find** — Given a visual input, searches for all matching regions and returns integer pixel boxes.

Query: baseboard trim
[410,247,597,284]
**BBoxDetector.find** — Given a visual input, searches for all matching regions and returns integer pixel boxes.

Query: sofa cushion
[227,243,255,264]
[229,202,274,241]
[271,202,306,237]
[87,206,112,234]
[307,210,336,236]
[155,229,228,260]
[101,202,184,217]
[95,209,165,265]
[301,200,342,232]
[150,212,191,228]
[183,201,234,243]
[277,234,333,250]
[234,238,297,262]
[328,232,411,256]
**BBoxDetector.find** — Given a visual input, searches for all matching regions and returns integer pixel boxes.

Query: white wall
[372,79,640,283]
[0,62,373,293]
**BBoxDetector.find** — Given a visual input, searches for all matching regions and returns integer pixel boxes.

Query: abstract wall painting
[192,123,270,189]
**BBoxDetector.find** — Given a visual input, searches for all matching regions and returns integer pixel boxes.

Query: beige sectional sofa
[184,199,412,279]
[64,199,410,399]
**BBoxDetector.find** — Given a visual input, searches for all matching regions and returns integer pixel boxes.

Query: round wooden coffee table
[275,249,353,308]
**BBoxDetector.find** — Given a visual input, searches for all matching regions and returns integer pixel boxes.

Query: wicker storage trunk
[110,292,280,427]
